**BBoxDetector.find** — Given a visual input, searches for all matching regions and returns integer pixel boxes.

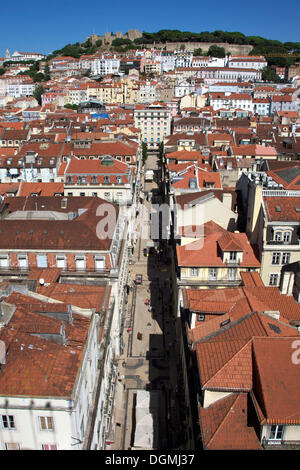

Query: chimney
[222,192,232,210]
[263,310,280,321]
[280,271,295,296]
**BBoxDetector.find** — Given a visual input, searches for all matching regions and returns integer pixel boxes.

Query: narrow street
[107,151,185,450]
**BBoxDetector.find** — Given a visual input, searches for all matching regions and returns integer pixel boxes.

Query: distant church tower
[5,49,10,59]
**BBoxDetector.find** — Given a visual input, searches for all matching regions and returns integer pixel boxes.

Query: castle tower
[5,49,10,59]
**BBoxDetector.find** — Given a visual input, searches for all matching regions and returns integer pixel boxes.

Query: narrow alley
[107,151,186,450]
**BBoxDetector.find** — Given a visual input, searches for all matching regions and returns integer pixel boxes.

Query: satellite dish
[39,278,45,286]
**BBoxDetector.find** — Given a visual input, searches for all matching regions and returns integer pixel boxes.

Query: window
[209,268,217,280]
[56,256,66,269]
[269,274,278,286]
[37,254,47,268]
[272,252,281,265]
[2,415,15,429]
[282,253,291,264]
[18,255,28,269]
[190,268,199,277]
[39,416,54,431]
[269,425,284,441]
[197,314,205,322]
[229,251,237,262]
[95,256,105,271]
[91,175,97,184]
[5,442,19,450]
[42,444,57,450]
[104,176,110,184]
[274,231,282,241]
[283,231,291,243]
[0,255,9,269]
[75,256,86,271]
[228,268,237,280]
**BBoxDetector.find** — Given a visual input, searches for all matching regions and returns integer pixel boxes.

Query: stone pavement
[106,154,184,450]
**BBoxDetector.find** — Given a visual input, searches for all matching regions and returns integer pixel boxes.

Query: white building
[174,78,194,98]
[160,52,176,72]
[139,80,157,103]
[91,56,120,76]
[134,103,171,150]
[0,281,118,450]
[175,51,193,69]
[209,92,254,112]
[227,56,267,70]
[7,50,46,62]
[6,82,35,98]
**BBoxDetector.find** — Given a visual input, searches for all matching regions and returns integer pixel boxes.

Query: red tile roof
[252,337,300,424]
[263,196,300,222]
[0,297,91,397]
[199,393,262,450]
[176,221,260,268]
[18,182,64,197]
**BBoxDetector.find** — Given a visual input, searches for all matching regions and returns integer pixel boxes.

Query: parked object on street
[145,169,154,182]
[135,274,143,284]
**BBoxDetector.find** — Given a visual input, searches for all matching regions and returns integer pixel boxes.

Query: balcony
[225,259,240,266]
[0,265,119,279]
[262,438,300,450]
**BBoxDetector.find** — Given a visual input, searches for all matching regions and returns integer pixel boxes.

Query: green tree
[44,63,51,81]
[193,48,203,56]
[158,142,164,161]
[261,66,281,83]
[142,142,148,165]
[64,103,79,110]
[33,84,45,105]
[207,45,226,57]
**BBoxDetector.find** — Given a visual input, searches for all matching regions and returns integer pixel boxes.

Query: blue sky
[1,0,300,57]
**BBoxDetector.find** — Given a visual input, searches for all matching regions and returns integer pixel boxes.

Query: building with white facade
[5,50,46,62]
[91,56,120,76]
[227,55,268,70]
[209,92,254,112]
[134,103,171,150]
[6,82,36,98]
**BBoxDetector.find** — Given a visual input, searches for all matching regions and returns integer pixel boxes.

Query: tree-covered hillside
[46,30,300,67]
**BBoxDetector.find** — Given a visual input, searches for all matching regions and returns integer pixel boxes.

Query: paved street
[106,152,185,450]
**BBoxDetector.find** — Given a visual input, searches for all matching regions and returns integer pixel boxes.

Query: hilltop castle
[87,29,143,46]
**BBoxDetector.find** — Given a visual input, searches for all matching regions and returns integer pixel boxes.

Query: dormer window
[283,231,291,243]
[274,231,282,242]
